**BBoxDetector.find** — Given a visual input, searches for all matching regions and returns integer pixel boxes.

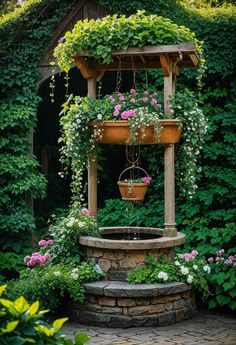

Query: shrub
[7,262,104,311]
[0,285,90,345]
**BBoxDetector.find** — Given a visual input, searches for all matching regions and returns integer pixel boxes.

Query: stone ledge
[83,281,191,297]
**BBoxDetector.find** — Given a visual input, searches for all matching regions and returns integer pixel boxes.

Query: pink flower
[208,257,214,263]
[130,88,136,94]
[110,98,116,103]
[151,98,157,105]
[142,176,152,184]
[217,249,225,256]
[156,103,162,108]
[183,253,193,262]
[113,110,120,116]
[142,98,148,102]
[143,91,149,95]
[119,95,125,101]
[38,240,47,246]
[130,98,136,103]
[81,208,89,216]
[121,109,136,120]
[24,255,30,263]
[121,111,129,120]
[115,104,121,111]
[191,250,198,257]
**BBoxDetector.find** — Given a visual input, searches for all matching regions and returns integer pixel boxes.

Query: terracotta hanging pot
[117,166,151,201]
[89,119,182,145]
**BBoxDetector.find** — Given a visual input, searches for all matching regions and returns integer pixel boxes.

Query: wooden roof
[74,43,200,78]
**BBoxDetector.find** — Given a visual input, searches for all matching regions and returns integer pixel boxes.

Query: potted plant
[59,87,207,200]
[117,166,152,201]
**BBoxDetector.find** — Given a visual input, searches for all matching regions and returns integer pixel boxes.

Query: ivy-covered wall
[0,0,76,251]
[0,0,235,259]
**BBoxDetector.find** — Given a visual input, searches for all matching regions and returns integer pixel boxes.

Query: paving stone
[63,312,236,345]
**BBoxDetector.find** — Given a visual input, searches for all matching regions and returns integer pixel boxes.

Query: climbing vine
[0,0,76,251]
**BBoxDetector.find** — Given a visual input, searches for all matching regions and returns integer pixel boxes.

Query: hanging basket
[89,119,182,145]
[117,166,150,201]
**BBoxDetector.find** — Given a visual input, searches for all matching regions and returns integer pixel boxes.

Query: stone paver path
[63,311,236,345]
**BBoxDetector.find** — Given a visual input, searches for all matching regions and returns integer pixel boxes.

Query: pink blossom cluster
[108,89,162,120]
[38,239,53,247]
[208,249,236,266]
[120,109,136,120]
[142,176,152,184]
[183,250,199,262]
[81,208,89,216]
[24,252,51,267]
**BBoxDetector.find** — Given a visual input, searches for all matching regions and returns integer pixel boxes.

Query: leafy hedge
[0,0,76,251]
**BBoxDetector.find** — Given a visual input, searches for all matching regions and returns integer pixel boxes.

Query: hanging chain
[145,69,149,89]
[131,56,137,90]
[115,56,122,93]
[97,78,102,99]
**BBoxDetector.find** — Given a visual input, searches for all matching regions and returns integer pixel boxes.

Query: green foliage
[207,250,236,310]
[128,253,211,300]
[0,285,90,345]
[0,0,75,252]
[7,262,103,311]
[48,207,100,264]
[54,10,203,73]
[0,252,25,282]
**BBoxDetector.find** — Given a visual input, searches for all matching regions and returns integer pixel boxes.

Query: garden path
[63,311,236,345]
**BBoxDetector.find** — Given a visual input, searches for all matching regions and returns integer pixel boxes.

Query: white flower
[180,266,189,275]
[72,268,79,273]
[175,261,180,266]
[187,275,193,284]
[54,271,61,277]
[67,218,75,227]
[78,221,85,227]
[97,114,102,120]
[193,265,198,270]
[71,273,79,280]
[157,271,168,281]
[203,265,211,274]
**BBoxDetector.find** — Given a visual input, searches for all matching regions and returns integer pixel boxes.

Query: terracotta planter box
[89,119,182,145]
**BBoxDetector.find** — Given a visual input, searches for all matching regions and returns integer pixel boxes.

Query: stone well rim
[79,227,185,250]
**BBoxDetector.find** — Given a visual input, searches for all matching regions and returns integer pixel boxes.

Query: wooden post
[87,77,97,218]
[161,57,177,237]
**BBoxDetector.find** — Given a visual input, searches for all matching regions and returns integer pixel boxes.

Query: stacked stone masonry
[86,247,174,280]
[68,281,196,328]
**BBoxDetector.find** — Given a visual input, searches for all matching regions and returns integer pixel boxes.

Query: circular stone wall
[67,280,196,328]
[79,227,185,281]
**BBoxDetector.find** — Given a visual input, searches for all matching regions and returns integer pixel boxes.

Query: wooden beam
[74,56,104,79]
[163,60,177,236]
[78,43,198,58]
[87,77,97,218]
[160,55,171,76]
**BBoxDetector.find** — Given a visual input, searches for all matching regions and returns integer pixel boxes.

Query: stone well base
[67,281,196,328]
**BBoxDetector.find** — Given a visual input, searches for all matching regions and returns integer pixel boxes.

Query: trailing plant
[128,251,211,300]
[7,261,104,311]
[53,10,204,74]
[0,285,90,345]
[59,87,206,201]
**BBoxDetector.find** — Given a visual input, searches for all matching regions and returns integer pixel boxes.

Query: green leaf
[1,320,19,333]
[29,301,39,316]
[53,317,68,330]
[0,285,7,296]
[208,298,217,309]
[74,332,90,345]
